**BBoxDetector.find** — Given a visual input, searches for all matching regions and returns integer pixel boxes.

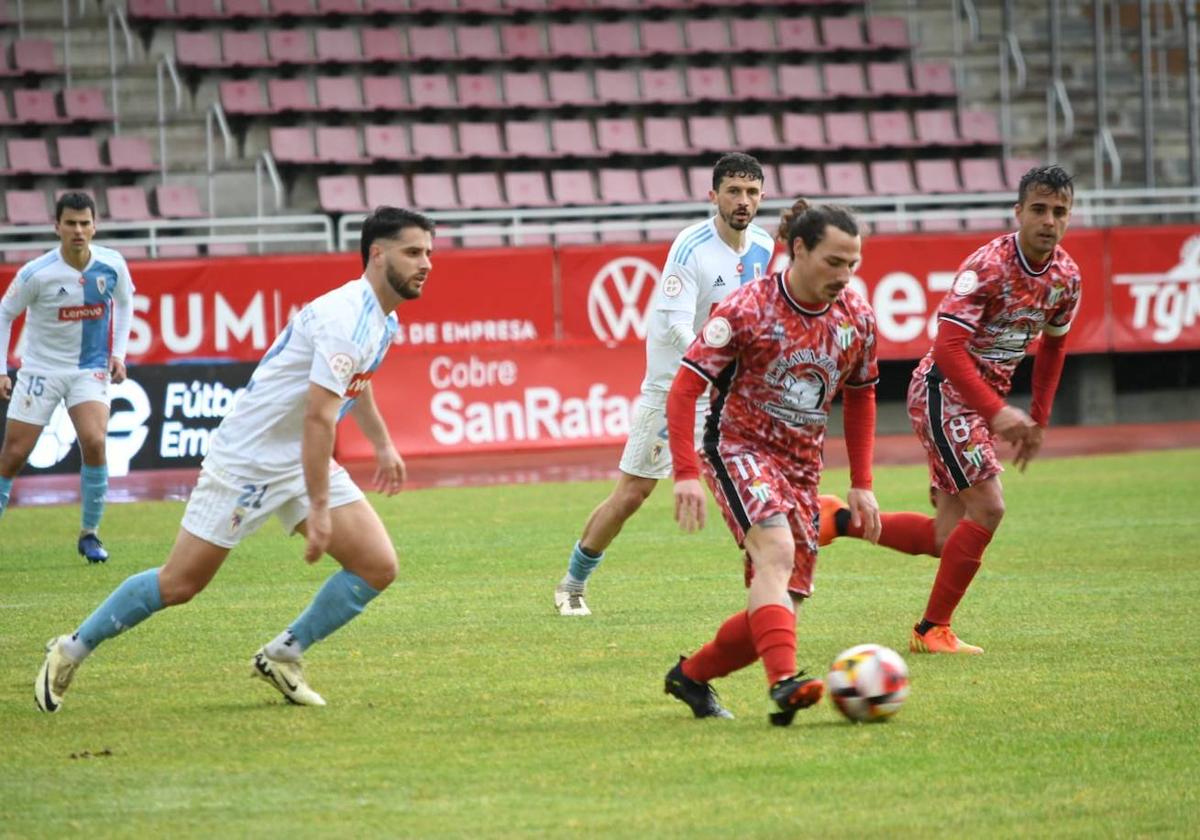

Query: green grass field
[2,449,1198,838]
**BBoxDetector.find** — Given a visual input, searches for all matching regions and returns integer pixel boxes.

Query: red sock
[923,519,993,625]
[846,511,938,556]
[682,610,758,683]
[748,604,796,686]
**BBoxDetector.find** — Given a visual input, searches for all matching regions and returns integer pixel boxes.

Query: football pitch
[2,448,1198,837]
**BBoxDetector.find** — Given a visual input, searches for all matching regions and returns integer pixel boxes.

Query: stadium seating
[154,184,205,218]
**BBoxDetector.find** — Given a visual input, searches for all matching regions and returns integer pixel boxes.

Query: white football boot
[250,647,326,706]
[554,586,591,616]
[35,636,81,713]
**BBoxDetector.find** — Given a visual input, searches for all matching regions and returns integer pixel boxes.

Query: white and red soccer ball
[827,644,910,723]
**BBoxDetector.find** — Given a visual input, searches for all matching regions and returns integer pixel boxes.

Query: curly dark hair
[776,198,860,253]
[1018,165,1074,204]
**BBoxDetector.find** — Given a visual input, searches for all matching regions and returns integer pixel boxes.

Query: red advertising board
[1105,225,1200,352]
[335,340,645,458]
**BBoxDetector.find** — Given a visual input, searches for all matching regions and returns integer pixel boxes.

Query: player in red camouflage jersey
[662,201,882,726]
[830,165,1081,654]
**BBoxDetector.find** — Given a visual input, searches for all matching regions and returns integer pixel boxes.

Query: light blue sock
[565,541,604,589]
[288,570,380,651]
[80,464,108,532]
[0,475,12,519]
[74,568,163,652]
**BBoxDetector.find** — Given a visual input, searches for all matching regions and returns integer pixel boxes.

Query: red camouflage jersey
[681,272,879,487]
[916,233,1082,396]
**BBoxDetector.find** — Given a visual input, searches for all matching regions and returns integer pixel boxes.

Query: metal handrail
[255,151,284,215]
[156,55,183,183]
[106,5,135,134]
[204,101,235,219]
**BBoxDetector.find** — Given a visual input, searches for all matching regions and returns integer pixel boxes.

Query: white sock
[265,630,303,662]
[61,633,92,662]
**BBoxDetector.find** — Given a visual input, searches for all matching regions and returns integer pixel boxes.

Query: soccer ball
[827,644,910,723]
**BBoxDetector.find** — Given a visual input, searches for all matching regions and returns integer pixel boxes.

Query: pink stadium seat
[364,174,409,209]
[548,70,593,106]
[823,63,867,98]
[825,113,874,150]
[551,119,596,156]
[778,163,824,198]
[363,76,408,110]
[733,114,781,151]
[599,169,644,204]
[913,62,956,96]
[56,137,108,173]
[868,62,912,96]
[687,166,713,199]
[505,120,551,157]
[225,0,269,15]
[824,162,870,196]
[685,67,732,101]
[594,69,639,104]
[270,0,313,14]
[960,158,1005,192]
[590,22,639,58]
[6,139,59,174]
[639,69,686,104]
[177,0,220,16]
[501,24,546,58]
[961,110,1001,144]
[267,78,316,112]
[502,72,548,107]
[0,94,12,126]
[268,29,315,64]
[175,32,222,68]
[409,73,455,108]
[222,31,272,67]
[319,175,367,213]
[412,173,458,211]
[642,166,688,203]
[108,136,155,172]
[269,126,319,163]
[686,115,733,152]
[551,170,599,205]
[456,173,504,210]
[411,0,456,10]
[915,109,962,145]
[364,124,410,161]
[781,113,825,150]
[1005,157,1042,189]
[916,159,962,193]
[732,66,777,101]
[867,16,911,48]
[458,74,502,108]
[868,110,916,147]
[317,127,366,163]
[731,18,774,50]
[317,76,365,111]
[105,186,154,221]
[639,20,684,55]
[777,18,820,51]
[412,123,458,158]
[13,89,65,124]
[777,65,825,101]
[315,29,360,63]
[5,190,52,225]
[363,0,407,10]
[318,0,362,12]
[685,19,730,52]
[870,160,916,194]
[596,118,640,154]
[362,28,407,62]
[220,79,270,114]
[643,116,691,155]
[548,23,593,58]
[457,25,502,60]
[821,17,865,50]
[408,26,455,61]
[459,122,505,157]
[127,0,174,19]
[504,0,549,10]
[503,172,552,207]
[154,184,204,218]
[13,38,59,74]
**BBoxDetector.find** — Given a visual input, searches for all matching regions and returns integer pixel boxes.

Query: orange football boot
[817,494,846,547]
[910,624,984,655]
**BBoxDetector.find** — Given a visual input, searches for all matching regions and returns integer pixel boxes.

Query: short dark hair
[360,206,435,268]
[711,152,765,191]
[777,198,860,252]
[55,191,96,222]
[1018,165,1074,204]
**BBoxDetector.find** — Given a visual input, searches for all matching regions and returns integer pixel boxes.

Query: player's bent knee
[157,574,205,607]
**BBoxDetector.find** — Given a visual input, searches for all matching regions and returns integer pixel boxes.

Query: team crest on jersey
[952,270,979,296]
[753,262,764,279]
[835,320,856,350]
[1046,283,1066,307]
[650,439,664,465]
[328,352,354,384]
[702,316,732,347]
[963,444,985,469]
[748,480,772,505]
[662,274,683,298]
[770,323,786,341]
[96,277,107,296]
[230,506,246,535]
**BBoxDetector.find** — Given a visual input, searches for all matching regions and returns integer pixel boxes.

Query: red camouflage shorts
[907,366,1003,494]
[700,444,821,598]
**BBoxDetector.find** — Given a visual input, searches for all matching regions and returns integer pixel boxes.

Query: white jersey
[639,217,776,406]
[205,277,398,480]
[0,245,134,373]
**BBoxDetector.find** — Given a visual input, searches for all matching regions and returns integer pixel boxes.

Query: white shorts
[618,400,707,480]
[6,369,109,426]
[181,464,365,549]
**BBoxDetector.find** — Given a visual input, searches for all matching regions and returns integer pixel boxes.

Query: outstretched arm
[350,382,406,495]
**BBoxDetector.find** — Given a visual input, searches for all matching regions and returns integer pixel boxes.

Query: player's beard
[720,207,752,231]
[386,263,424,299]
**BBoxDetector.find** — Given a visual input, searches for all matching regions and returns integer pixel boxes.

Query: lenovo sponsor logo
[58,304,105,321]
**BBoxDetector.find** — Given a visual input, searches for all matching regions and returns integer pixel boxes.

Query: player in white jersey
[553,153,777,616]
[34,207,434,713]
[0,192,134,562]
